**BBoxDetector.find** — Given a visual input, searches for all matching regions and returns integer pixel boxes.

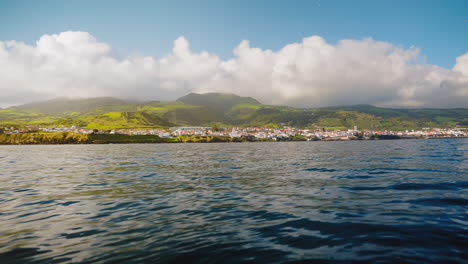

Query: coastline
[0,132,465,145]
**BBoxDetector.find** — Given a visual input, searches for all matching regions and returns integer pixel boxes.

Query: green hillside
[0,93,466,130]
[320,105,468,129]
[83,111,176,129]
[14,97,133,115]
[178,93,260,113]
[139,101,222,126]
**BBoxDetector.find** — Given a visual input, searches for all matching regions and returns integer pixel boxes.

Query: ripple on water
[0,139,466,263]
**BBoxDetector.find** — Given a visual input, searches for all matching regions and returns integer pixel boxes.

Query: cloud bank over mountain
[0,31,467,108]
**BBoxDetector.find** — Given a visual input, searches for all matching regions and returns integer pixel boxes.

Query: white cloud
[0,31,467,108]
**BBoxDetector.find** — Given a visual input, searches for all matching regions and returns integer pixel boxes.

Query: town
[2,125,467,141]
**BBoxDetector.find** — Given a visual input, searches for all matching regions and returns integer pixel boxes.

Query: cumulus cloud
[0,31,467,108]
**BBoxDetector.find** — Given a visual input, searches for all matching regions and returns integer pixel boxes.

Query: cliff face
[0,132,90,144]
[0,133,270,145]
[0,133,178,145]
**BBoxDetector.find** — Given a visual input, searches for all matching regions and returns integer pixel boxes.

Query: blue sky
[0,0,467,107]
[1,0,466,68]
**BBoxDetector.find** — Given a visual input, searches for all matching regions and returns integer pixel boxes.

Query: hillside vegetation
[1,93,466,130]
[0,133,178,144]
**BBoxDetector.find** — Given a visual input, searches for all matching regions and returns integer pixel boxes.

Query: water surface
[0,139,467,263]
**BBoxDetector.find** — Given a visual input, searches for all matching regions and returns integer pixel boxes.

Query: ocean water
[0,139,467,263]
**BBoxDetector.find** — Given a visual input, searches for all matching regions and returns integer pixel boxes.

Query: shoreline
[0,132,466,145]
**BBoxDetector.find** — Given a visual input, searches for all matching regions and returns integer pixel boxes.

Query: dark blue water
[0,139,467,263]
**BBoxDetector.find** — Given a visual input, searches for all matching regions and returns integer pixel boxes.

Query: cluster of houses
[2,125,467,140]
[4,126,468,140]
[168,126,467,140]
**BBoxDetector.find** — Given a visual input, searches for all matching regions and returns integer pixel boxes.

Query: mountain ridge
[1,93,466,130]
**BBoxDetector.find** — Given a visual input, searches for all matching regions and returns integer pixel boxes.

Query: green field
[1,93,466,130]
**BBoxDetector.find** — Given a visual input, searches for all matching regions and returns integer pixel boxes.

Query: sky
[0,0,467,108]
